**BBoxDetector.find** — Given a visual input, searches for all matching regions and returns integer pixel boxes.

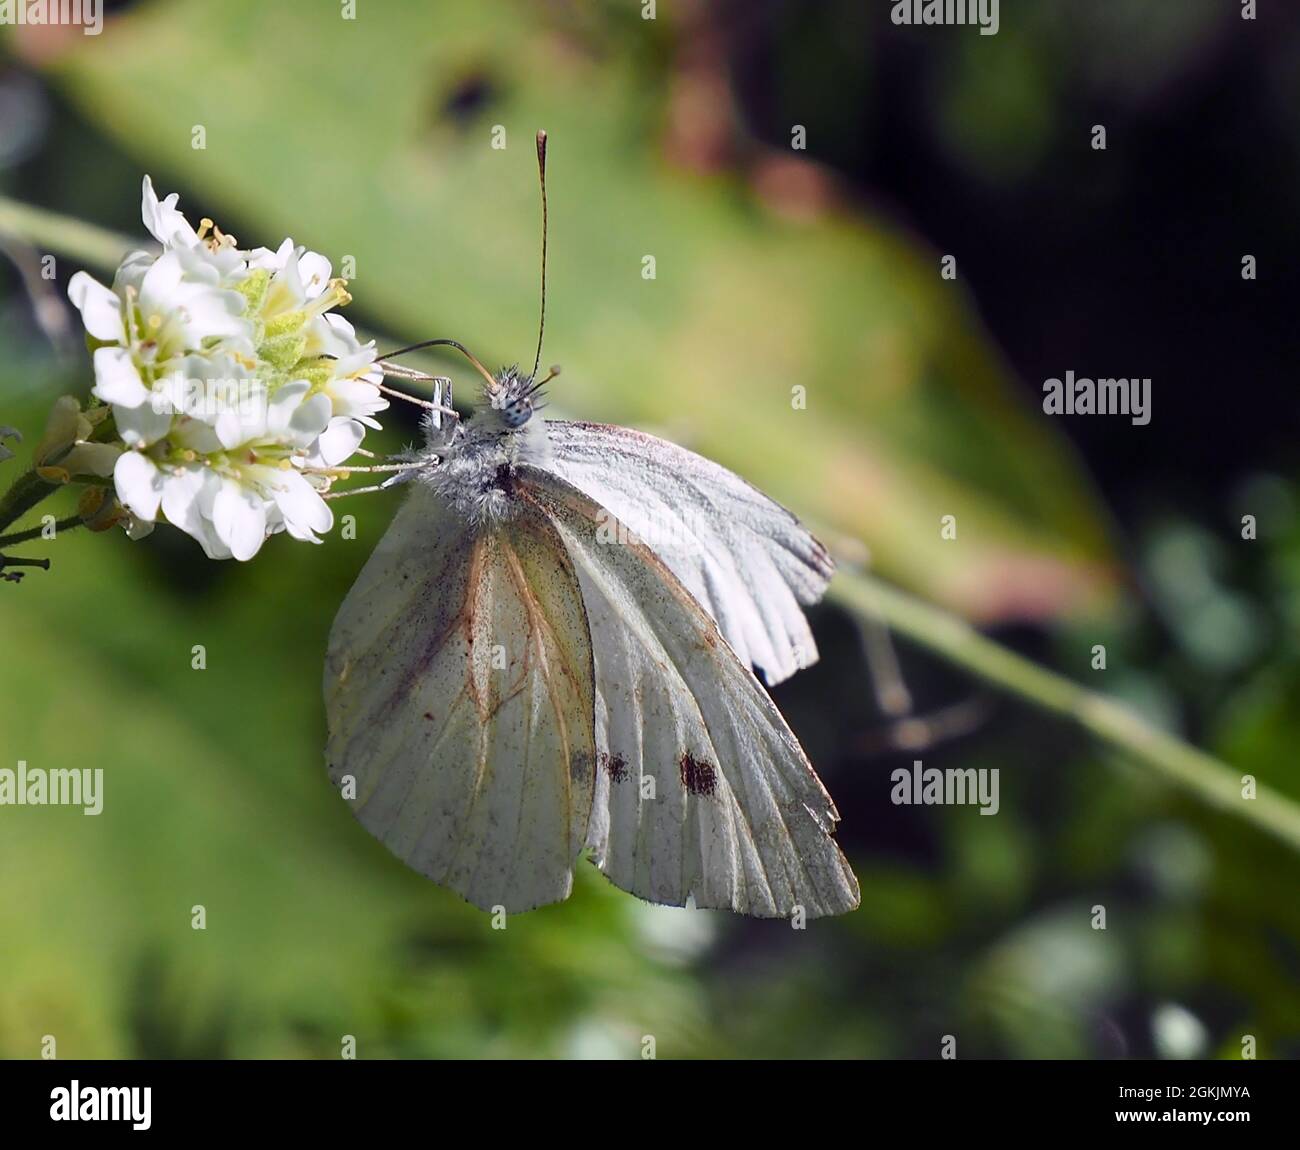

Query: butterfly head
[487,366,537,429]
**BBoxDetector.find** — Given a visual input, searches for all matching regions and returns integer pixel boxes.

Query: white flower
[69,249,249,448]
[113,382,335,561]
[313,314,387,427]
[140,175,248,286]
[63,174,385,560]
[247,236,333,305]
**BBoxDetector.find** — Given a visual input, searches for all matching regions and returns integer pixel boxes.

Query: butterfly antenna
[531,129,548,382]
[378,337,498,393]
[522,364,561,400]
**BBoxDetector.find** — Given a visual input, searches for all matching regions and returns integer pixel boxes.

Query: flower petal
[269,469,332,541]
[91,346,149,407]
[68,272,125,343]
[141,175,200,249]
[112,398,176,448]
[114,451,164,521]
[298,250,332,297]
[311,418,365,467]
[212,478,269,562]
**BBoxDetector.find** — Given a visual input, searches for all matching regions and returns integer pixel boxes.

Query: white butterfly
[323,134,859,918]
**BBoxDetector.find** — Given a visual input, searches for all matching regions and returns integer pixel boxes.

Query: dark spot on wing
[423,712,434,721]
[679,752,717,796]
[599,751,629,783]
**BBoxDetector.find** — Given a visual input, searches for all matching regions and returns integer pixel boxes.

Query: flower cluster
[63,177,386,560]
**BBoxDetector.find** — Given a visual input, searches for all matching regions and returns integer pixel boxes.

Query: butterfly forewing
[545,420,834,687]
[516,465,860,919]
[324,484,597,913]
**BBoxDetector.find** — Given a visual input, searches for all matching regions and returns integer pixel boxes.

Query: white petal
[112,399,175,448]
[141,175,199,249]
[172,282,248,343]
[291,392,333,441]
[68,272,125,343]
[138,250,185,311]
[270,470,333,540]
[169,415,224,455]
[112,250,155,295]
[266,381,330,443]
[114,451,164,521]
[327,377,388,421]
[298,250,332,297]
[90,346,149,407]
[247,238,294,274]
[212,479,269,562]
[312,418,365,467]
[159,463,208,529]
[322,312,358,342]
[160,465,233,561]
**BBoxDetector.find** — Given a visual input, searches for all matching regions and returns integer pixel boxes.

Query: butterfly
[323,133,859,918]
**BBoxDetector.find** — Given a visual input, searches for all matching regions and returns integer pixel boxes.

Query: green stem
[0,515,85,548]
[831,569,1300,852]
[0,555,50,572]
[0,196,139,272]
[0,470,57,533]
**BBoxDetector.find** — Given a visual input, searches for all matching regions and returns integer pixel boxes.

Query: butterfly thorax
[415,366,551,527]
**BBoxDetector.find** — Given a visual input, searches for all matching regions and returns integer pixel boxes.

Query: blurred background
[1,0,1298,1059]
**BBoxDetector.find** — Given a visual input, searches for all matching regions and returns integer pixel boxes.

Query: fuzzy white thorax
[415,378,552,526]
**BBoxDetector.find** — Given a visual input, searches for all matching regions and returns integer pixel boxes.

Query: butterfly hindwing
[545,420,834,687]
[324,484,597,913]
[516,466,860,919]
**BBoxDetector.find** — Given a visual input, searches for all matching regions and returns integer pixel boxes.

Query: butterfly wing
[324,484,597,913]
[544,420,833,687]
[516,465,860,919]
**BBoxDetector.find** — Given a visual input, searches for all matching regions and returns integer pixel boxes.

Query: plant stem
[830,569,1300,852]
[0,196,138,272]
[0,555,50,572]
[0,515,84,548]
[0,469,56,533]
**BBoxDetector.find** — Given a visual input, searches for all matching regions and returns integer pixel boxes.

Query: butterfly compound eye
[502,398,532,428]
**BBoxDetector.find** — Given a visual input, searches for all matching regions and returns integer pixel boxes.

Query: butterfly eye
[502,398,532,428]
